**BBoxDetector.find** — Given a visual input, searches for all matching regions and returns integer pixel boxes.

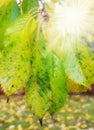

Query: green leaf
[0,14,37,96]
[48,53,68,114]
[62,36,94,92]
[73,37,94,86]
[66,37,94,93]
[25,54,51,118]
[0,0,15,49]
[10,1,21,24]
[25,53,52,118]
[25,30,51,118]
[62,37,87,86]
[22,0,38,13]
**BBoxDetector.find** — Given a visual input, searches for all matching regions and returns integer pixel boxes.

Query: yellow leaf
[66,116,74,120]
[27,125,34,130]
[44,127,49,130]
[81,124,87,129]
[18,125,23,130]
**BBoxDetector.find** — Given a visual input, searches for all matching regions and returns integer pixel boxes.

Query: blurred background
[0,89,94,130]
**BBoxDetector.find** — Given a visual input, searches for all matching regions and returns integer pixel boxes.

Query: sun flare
[43,0,94,52]
[48,0,94,36]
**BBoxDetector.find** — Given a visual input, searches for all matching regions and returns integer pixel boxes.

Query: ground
[0,95,94,130]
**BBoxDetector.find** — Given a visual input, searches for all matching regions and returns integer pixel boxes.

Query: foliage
[0,0,94,124]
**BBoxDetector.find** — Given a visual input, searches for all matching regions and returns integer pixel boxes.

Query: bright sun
[44,0,94,51]
[53,0,94,36]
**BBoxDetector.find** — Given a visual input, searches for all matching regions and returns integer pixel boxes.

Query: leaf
[0,0,15,49]
[25,30,51,118]
[26,67,51,118]
[26,54,51,118]
[47,53,68,114]
[67,78,89,93]
[61,36,94,92]
[0,14,37,96]
[59,36,94,92]
[62,36,88,86]
[10,1,21,24]
[73,37,94,86]
[22,0,38,13]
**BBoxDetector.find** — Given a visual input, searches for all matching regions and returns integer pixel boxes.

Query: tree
[0,0,94,125]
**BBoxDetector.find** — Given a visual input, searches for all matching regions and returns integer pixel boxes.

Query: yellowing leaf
[0,15,37,96]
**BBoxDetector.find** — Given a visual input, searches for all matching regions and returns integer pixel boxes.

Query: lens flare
[53,0,94,36]
[43,0,94,51]
[45,0,94,36]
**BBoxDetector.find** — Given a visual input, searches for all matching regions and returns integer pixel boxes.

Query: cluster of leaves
[0,0,68,124]
[0,0,94,125]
